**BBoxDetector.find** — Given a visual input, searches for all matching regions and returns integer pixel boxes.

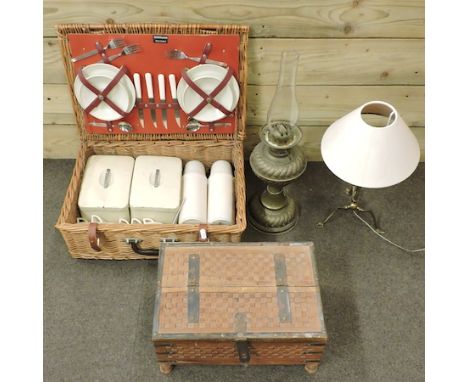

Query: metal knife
[144,73,158,129]
[168,74,181,128]
[158,74,168,129]
[133,73,145,128]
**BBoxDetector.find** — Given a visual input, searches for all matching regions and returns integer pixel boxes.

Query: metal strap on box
[274,253,292,323]
[187,254,200,323]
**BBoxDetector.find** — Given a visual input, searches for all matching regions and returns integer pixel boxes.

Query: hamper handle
[125,238,159,257]
[124,237,179,257]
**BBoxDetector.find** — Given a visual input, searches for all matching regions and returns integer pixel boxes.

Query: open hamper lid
[56,24,249,142]
[153,242,327,341]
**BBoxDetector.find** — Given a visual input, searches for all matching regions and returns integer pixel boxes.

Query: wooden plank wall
[43,0,425,160]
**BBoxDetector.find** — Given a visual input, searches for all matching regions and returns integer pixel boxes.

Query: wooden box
[54,24,248,259]
[152,242,327,374]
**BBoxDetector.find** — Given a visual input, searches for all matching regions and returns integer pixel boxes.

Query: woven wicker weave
[54,24,249,260]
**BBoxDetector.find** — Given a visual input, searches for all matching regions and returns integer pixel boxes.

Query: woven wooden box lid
[153,242,327,340]
[56,23,249,143]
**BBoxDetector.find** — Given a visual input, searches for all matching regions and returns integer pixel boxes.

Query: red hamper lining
[68,33,241,136]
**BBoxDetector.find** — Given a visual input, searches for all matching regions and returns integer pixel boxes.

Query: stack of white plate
[74,63,136,121]
[177,64,240,122]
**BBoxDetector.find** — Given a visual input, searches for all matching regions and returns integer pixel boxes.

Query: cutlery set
[72,38,141,63]
[166,49,228,67]
[133,72,180,129]
[185,120,232,132]
[168,74,181,126]
[89,121,133,133]
[105,44,141,63]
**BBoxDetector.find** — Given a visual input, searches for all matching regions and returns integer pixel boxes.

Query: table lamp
[317,100,420,231]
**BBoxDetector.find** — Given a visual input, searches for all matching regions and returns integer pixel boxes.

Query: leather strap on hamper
[88,222,101,252]
[199,42,212,64]
[77,65,129,117]
[198,224,209,242]
[181,66,234,118]
[95,42,111,64]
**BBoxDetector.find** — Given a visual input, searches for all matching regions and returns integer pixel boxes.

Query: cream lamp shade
[321,101,420,188]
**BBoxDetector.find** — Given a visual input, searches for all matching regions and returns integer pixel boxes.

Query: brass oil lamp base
[248,122,306,235]
[248,185,298,234]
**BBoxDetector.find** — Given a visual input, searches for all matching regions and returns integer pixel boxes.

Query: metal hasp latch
[234,313,250,363]
[235,341,250,363]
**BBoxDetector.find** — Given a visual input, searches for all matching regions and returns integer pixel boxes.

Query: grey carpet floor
[44,159,424,382]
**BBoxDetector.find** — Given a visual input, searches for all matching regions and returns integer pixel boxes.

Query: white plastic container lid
[184,160,206,175]
[130,156,182,210]
[210,160,232,175]
[78,155,135,209]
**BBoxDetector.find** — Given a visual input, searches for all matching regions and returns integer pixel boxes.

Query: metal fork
[71,38,126,63]
[166,49,228,67]
[106,45,141,62]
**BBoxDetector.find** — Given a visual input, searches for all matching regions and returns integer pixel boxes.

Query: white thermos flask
[207,160,234,225]
[178,160,208,224]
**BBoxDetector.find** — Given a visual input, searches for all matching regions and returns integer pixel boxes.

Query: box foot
[304,363,318,374]
[159,363,174,375]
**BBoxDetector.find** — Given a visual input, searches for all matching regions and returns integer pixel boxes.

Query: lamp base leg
[316,206,348,228]
[355,206,382,233]
[317,186,384,233]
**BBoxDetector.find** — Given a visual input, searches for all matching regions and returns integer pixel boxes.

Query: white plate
[74,63,136,121]
[74,75,132,120]
[177,64,239,122]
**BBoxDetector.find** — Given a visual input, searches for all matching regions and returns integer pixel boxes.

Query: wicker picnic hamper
[55,23,249,260]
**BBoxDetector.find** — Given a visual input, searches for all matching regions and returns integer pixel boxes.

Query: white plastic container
[178,160,208,224]
[207,160,234,225]
[78,155,135,223]
[130,156,183,224]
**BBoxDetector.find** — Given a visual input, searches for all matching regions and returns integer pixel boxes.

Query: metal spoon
[117,122,133,133]
[185,120,232,132]
[88,121,133,133]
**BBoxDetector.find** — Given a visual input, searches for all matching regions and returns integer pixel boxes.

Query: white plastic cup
[91,215,103,223]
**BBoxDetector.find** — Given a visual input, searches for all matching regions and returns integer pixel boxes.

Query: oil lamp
[248,51,307,234]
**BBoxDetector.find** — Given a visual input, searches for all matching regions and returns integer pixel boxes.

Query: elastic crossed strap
[77,65,129,117]
[181,66,234,118]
